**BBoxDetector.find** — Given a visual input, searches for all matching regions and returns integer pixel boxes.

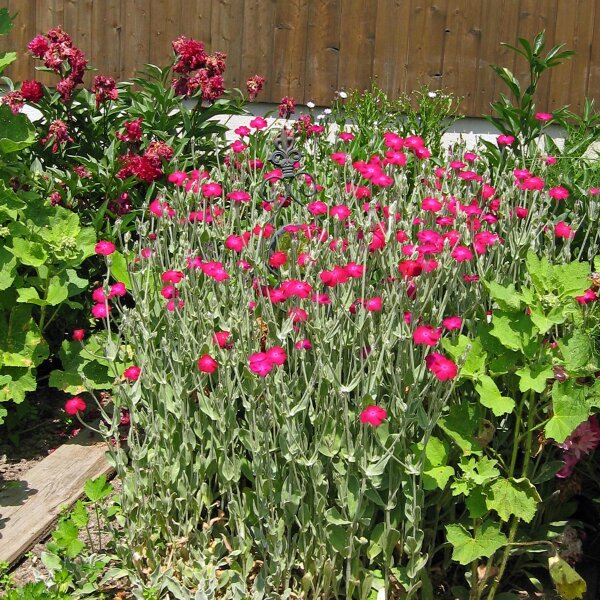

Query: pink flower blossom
[95,240,116,256]
[212,331,232,348]
[360,405,387,426]
[250,116,268,129]
[161,270,185,284]
[365,296,383,312]
[451,245,473,262]
[549,186,569,200]
[413,325,442,346]
[497,134,515,145]
[535,112,553,122]
[65,396,86,415]
[109,282,127,298]
[248,352,274,377]
[295,339,312,350]
[123,366,141,381]
[442,316,463,331]
[201,182,222,198]
[227,190,251,203]
[72,329,85,342]
[91,303,110,319]
[425,352,458,380]
[555,221,574,239]
[269,251,288,268]
[197,354,218,374]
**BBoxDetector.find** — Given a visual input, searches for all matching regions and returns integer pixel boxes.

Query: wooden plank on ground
[0,429,112,567]
[304,0,341,106]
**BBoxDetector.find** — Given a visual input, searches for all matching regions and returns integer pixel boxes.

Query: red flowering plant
[10,27,263,243]
[82,113,600,598]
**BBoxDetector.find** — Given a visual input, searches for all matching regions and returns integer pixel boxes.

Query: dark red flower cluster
[92,75,118,109]
[278,96,296,119]
[171,36,227,101]
[41,119,74,153]
[27,27,87,101]
[117,141,174,183]
[246,75,265,101]
[116,117,143,144]
[20,80,44,102]
[1,91,24,114]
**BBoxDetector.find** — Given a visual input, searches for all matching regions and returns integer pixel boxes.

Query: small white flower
[316,113,325,120]
[306,101,315,109]
[338,90,348,99]
[323,108,332,115]
[428,91,437,98]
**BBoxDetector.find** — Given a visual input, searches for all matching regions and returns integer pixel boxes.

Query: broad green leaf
[475,375,515,416]
[46,275,69,306]
[489,310,537,356]
[109,250,131,288]
[0,367,36,403]
[446,521,507,565]
[84,474,112,502]
[548,555,586,600]
[465,487,488,519]
[70,500,89,528]
[0,104,36,153]
[484,281,522,310]
[555,261,590,299]
[558,330,595,373]
[0,305,48,367]
[17,286,47,306]
[51,519,85,558]
[11,238,48,267]
[545,381,589,443]
[443,335,486,378]
[423,465,455,491]
[0,181,26,221]
[485,477,540,523]
[0,246,16,290]
[516,364,553,393]
[438,402,480,454]
[0,51,16,73]
[0,8,13,35]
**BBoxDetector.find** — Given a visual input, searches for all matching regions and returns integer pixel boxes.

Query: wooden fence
[1,0,598,116]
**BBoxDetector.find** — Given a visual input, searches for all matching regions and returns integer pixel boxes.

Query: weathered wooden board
[0,1,597,115]
[0,430,113,567]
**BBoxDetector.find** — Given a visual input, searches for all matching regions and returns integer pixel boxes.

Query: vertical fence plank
[210,0,244,90]
[304,0,341,105]
[34,0,65,85]
[338,0,377,94]
[515,0,557,113]
[149,0,179,69]
[241,0,276,101]
[477,0,521,116]
[62,0,93,85]
[91,0,121,80]
[178,0,213,48]
[120,0,150,80]
[548,0,594,114]
[373,0,411,97]
[587,0,600,105]
[271,0,309,102]
[4,0,36,82]
[442,0,483,116]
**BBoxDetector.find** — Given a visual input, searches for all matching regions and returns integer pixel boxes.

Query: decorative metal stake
[258,129,318,276]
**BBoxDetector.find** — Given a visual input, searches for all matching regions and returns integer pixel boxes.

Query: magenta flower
[197,354,218,374]
[95,240,116,256]
[201,182,222,198]
[91,303,110,319]
[535,112,553,122]
[425,353,458,381]
[549,186,569,201]
[266,346,287,366]
[360,405,387,427]
[413,325,442,346]
[248,352,274,377]
[109,282,127,298]
[161,270,185,284]
[123,366,141,381]
[497,134,515,145]
[269,251,288,268]
[451,245,473,262]
[249,116,268,129]
[442,316,463,331]
[65,396,86,415]
[555,221,574,239]
[365,296,383,312]
[212,331,232,349]
[72,329,85,342]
